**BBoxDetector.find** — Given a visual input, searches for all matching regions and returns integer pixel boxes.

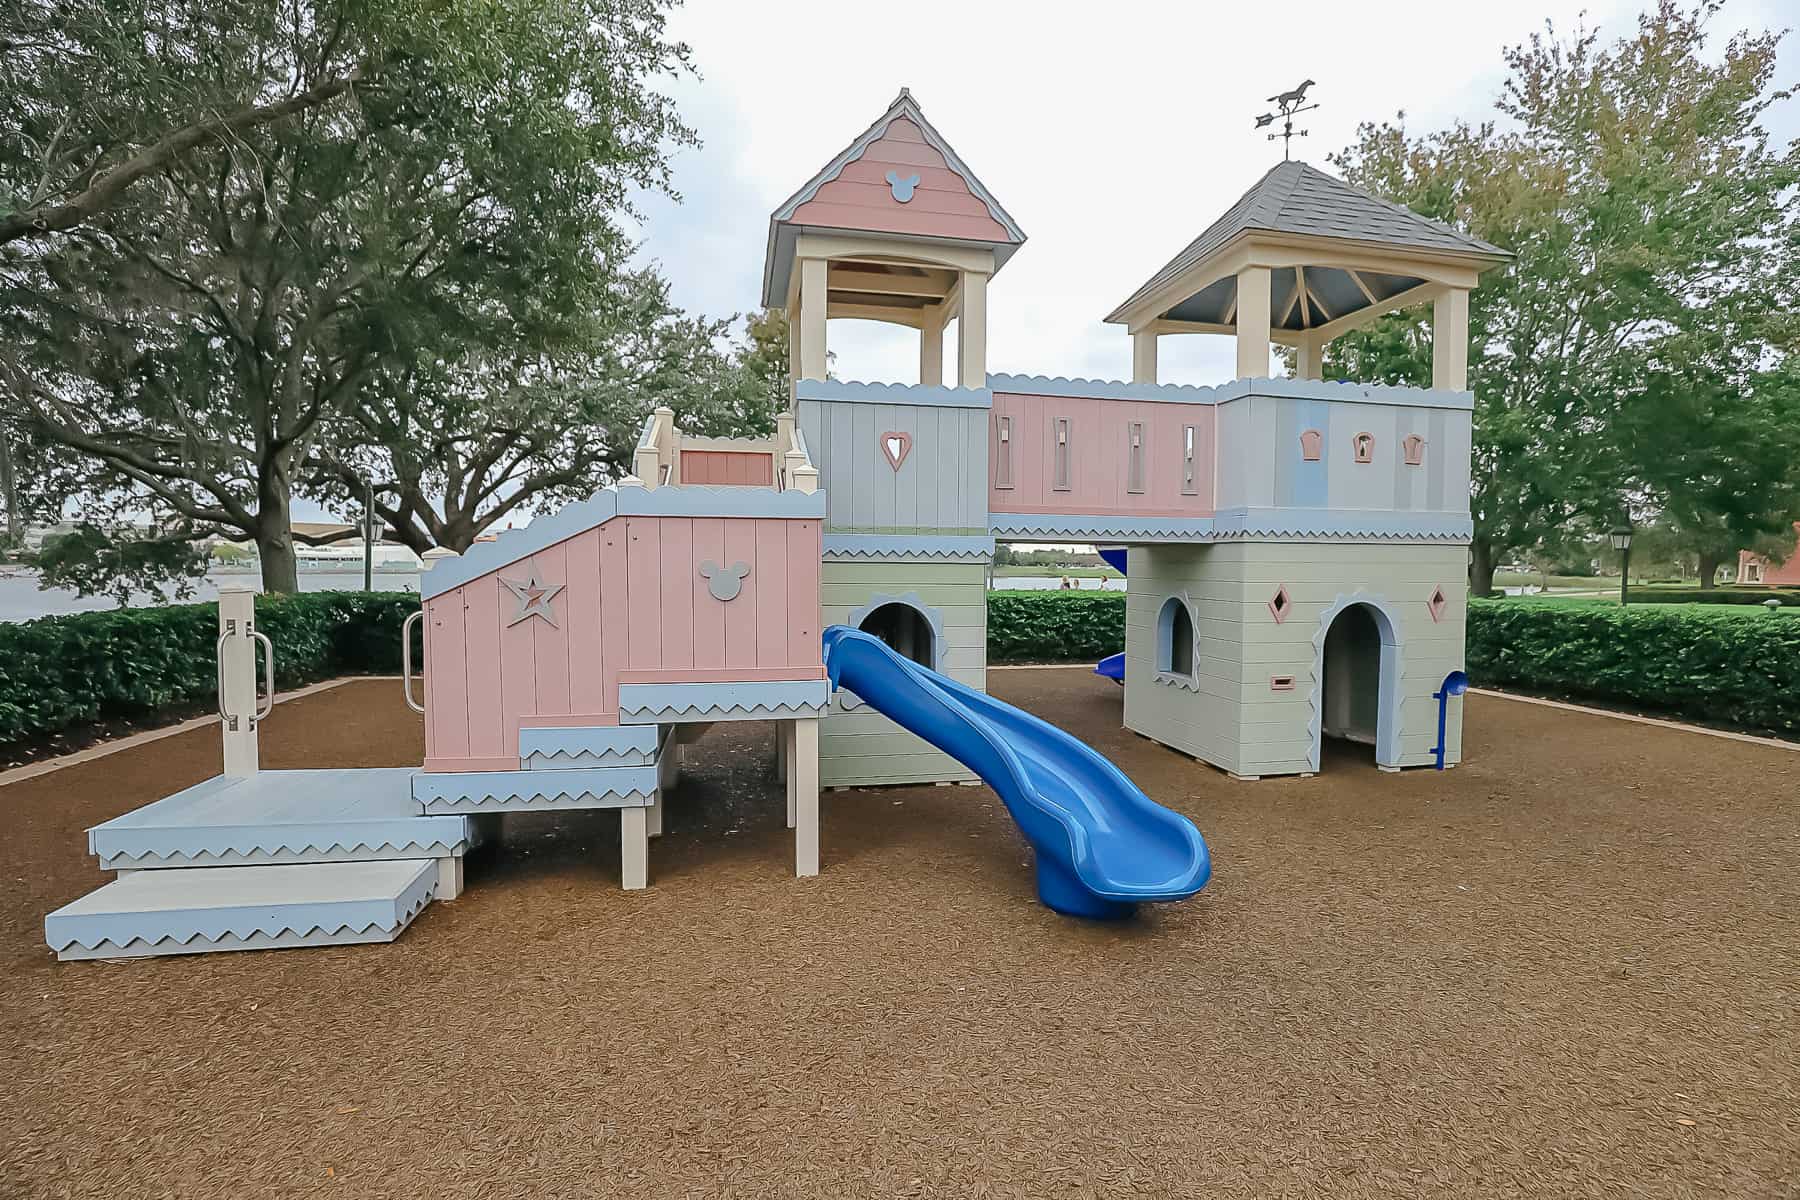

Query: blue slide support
[1095,548,1128,683]
[822,626,1211,920]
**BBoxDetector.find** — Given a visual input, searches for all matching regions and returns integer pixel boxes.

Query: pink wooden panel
[596,522,630,720]
[497,558,540,758]
[835,159,983,196]
[785,520,822,669]
[753,520,790,666]
[423,593,468,762]
[564,527,606,716]
[860,139,950,171]
[625,518,661,670]
[680,450,774,486]
[722,520,760,669]
[808,178,996,219]
[659,518,695,670]
[530,541,571,719]
[988,390,1217,518]
[882,117,928,144]
[461,568,504,759]
[690,518,727,671]
[786,200,1010,243]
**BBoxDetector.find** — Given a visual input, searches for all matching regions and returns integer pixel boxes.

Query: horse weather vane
[1255,79,1318,161]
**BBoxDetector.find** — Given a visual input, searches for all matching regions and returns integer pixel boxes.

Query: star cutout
[500,567,563,628]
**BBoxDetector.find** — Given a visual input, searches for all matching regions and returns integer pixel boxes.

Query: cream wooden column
[218,585,260,777]
[919,303,946,387]
[620,807,648,890]
[956,269,989,389]
[1432,288,1470,391]
[791,717,819,876]
[1132,330,1158,384]
[1235,266,1273,379]
[797,257,829,382]
[1295,334,1325,381]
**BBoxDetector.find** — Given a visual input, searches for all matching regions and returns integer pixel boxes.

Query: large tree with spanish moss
[0,0,699,592]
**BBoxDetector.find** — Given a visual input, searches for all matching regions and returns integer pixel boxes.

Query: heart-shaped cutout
[880,431,912,470]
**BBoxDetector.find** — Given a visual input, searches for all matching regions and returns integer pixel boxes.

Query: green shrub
[0,591,419,750]
[1467,597,1800,735]
[987,590,1125,663]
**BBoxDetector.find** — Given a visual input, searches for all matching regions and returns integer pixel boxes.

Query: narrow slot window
[1127,422,1146,494]
[1181,424,1199,495]
[1053,418,1071,491]
[994,415,1013,489]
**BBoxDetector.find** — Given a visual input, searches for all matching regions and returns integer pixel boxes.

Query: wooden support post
[957,270,988,389]
[435,855,464,901]
[1235,266,1273,380]
[778,720,793,817]
[1295,334,1325,381]
[218,586,259,777]
[1132,330,1158,384]
[1432,288,1470,391]
[798,257,829,382]
[919,309,945,387]
[792,718,819,876]
[620,806,648,890]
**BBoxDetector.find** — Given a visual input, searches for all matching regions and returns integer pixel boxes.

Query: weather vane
[1255,79,1318,161]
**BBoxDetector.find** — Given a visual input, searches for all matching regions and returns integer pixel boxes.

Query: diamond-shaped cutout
[1428,585,1448,623]
[1268,585,1291,624]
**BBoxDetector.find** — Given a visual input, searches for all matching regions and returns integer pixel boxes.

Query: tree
[1,0,696,592]
[307,272,781,555]
[1327,1,1800,594]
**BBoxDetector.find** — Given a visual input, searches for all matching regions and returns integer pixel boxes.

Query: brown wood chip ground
[3,673,1796,1198]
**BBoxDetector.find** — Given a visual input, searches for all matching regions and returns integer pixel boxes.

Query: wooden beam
[1149,319,1239,337]
[1289,267,1308,329]
[1304,278,1334,322]
[1221,286,1238,327]
[1347,268,1378,305]
[826,266,954,299]
[827,301,924,328]
[1308,280,1445,344]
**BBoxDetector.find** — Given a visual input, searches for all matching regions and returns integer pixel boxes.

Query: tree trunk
[1469,535,1497,597]
[1697,551,1723,590]
[256,476,300,594]
[0,422,18,547]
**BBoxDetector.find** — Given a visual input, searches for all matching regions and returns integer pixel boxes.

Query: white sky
[630,0,1799,388]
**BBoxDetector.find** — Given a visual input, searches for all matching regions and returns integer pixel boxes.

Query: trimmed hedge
[1465,597,1800,735]
[0,591,419,749]
[988,590,1125,664]
[988,590,1800,736]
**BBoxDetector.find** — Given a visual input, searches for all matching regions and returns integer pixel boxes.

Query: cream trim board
[1308,591,1406,771]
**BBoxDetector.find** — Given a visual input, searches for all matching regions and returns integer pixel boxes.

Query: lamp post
[1608,524,1633,607]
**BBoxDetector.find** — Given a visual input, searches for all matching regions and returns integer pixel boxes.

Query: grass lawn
[992,565,1122,578]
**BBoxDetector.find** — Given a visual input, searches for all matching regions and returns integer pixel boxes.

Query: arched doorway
[1312,597,1402,770]
[858,601,936,668]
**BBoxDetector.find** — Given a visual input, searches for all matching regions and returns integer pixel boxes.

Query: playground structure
[45,90,1502,959]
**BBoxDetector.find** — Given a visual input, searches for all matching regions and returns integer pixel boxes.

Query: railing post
[218,585,260,777]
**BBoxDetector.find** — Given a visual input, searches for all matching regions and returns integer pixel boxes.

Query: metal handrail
[252,630,275,720]
[401,610,425,713]
[215,631,232,722]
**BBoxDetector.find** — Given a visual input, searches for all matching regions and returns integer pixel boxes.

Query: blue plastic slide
[822,626,1211,919]
[1095,548,1128,683]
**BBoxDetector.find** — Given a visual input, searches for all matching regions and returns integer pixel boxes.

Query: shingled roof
[1106,160,1507,325]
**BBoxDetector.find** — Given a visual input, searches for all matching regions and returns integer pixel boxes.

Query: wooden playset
[45,90,1503,957]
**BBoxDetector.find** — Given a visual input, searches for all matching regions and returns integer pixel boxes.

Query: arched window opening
[859,602,935,668]
[1156,597,1196,678]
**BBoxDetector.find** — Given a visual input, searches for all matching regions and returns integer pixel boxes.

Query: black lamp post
[1608,523,1633,607]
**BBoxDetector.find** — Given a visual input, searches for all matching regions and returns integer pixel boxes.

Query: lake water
[2,566,1124,622]
[0,569,421,623]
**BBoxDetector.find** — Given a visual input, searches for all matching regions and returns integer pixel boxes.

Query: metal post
[363,480,375,592]
[1620,544,1630,608]
[218,586,260,776]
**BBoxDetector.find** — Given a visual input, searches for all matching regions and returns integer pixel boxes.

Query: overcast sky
[629,0,1799,388]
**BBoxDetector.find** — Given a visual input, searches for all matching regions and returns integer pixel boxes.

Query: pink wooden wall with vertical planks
[680,450,774,486]
[987,390,1217,518]
[422,514,822,771]
[787,118,1012,243]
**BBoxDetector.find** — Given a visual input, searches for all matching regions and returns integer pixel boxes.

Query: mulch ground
[2,673,1797,1199]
